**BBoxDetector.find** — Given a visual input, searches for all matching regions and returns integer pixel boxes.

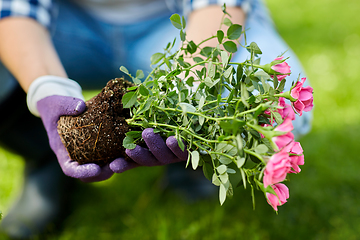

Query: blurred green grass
[1,0,360,239]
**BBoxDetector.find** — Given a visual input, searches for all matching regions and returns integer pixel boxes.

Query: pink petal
[303,98,314,112]
[290,142,303,155]
[292,100,305,116]
[274,132,294,151]
[275,117,294,132]
[299,89,313,101]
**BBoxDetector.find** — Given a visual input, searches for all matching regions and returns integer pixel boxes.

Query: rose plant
[119,7,313,211]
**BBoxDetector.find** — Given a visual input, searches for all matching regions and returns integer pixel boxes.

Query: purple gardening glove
[109,128,188,173]
[37,95,116,182]
[27,76,117,182]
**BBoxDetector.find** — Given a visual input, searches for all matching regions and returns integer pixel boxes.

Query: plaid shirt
[0,0,248,28]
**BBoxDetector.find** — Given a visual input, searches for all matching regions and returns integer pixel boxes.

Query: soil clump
[57,78,134,166]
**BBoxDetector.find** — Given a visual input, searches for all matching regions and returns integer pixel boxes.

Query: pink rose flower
[266,183,289,211]
[288,142,304,173]
[263,150,292,188]
[278,97,296,121]
[290,78,314,116]
[271,56,291,81]
[273,118,294,151]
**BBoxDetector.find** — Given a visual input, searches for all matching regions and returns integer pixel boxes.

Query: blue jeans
[0,0,311,159]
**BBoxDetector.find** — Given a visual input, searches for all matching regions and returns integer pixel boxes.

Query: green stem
[243,149,265,164]
[128,121,221,144]
[154,103,263,123]
[197,35,217,47]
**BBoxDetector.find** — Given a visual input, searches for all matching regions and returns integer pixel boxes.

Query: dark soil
[57,78,134,166]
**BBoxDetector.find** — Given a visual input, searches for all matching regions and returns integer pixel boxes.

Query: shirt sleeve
[0,0,53,28]
[183,0,252,16]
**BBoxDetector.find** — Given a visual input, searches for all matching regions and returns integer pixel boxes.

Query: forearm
[0,17,67,93]
[186,6,246,50]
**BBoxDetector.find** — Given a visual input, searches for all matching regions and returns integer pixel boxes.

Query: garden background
[1,0,359,239]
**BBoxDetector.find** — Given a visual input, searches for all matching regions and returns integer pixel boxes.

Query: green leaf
[185,76,194,87]
[219,184,227,205]
[200,47,214,57]
[193,57,204,64]
[136,97,153,115]
[224,65,233,78]
[136,69,144,79]
[217,30,224,44]
[187,41,197,54]
[132,77,142,84]
[223,41,237,53]
[207,62,215,78]
[202,161,213,181]
[212,173,221,186]
[227,24,242,40]
[198,95,205,109]
[273,112,283,124]
[204,76,220,88]
[139,84,149,96]
[235,133,243,151]
[226,88,235,103]
[273,74,279,88]
[191,150,200,170]
[166,69,181,78]
[241,82,250,108]
[182,15,186,29]
[170,14,182,29]
[127,86,138,91]
[217,165,227,174]
[150,53,164,65]
[236,157,246,168]
[247,42,262,55]
[179,102,196,114]
[180,30,186,42]
[165,42,171,50]
[240,168,247,189]
[219,173,229,183]
[199,115,205,126]
[119,66,129,75]
[277,78,286,92]
[221,51,229,67]
[125,131,142,139]
[223,17,232,27]
[122,91,137,108]
[175,130,185,152]
[236,64,243,82]
[219,155,233,165]
[255,144,269,154]
[123,135,137,149]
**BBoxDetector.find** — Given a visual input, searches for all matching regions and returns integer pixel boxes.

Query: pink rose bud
[271,56,291,81]
[290,78,314,116]
[266,183,289,211]
[263,150,292,188]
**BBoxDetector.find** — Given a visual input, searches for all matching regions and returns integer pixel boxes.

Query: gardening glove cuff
[27,75,85,117]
